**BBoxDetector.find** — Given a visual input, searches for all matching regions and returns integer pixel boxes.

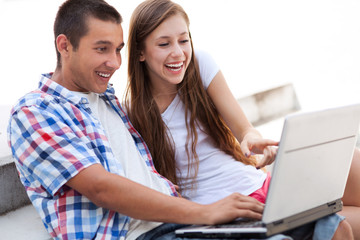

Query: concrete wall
[238,83,300,126]
[0,158,30,214]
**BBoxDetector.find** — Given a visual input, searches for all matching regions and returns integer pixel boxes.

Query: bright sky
[1,0,360,111]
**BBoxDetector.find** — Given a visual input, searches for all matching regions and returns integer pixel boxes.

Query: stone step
[0,156,30,215]
[238,83,300,126]
[0,204,50,239]
[0,104,30,215]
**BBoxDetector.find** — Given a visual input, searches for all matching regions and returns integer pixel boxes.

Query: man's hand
[200,193,264,225]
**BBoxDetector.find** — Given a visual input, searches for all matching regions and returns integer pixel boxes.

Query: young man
[7,0,352,239]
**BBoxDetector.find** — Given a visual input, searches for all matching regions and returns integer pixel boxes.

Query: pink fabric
[248,172,271,203]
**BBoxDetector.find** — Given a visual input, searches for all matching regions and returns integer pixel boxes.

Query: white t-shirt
[161,50,267,204]
[74,92,170,240]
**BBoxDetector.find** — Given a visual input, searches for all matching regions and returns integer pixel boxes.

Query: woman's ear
[139,51,145,62]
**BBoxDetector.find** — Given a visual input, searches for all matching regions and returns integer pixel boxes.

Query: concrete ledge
[0,155,30,215]
[0,204,50,240]
[0,105,31,215]
[239,83,300,126]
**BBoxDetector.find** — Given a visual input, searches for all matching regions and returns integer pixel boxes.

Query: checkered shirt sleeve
[8,75,129,239]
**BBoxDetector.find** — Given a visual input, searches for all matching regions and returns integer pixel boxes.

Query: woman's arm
[207,71,278,168]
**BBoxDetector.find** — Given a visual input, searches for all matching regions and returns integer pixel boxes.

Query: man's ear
[56,34,70,57]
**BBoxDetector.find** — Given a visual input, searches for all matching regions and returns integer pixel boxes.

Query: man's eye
[116,48,122,53]
[97,47,106,52]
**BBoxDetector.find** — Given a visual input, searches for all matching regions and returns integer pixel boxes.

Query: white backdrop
[1,0,360,111]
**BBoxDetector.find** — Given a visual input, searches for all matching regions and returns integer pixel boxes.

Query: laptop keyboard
[213,218,265,228]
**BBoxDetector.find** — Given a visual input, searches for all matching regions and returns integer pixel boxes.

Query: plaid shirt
[8,73,178,240]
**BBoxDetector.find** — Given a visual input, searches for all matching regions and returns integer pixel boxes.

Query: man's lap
[136,214,344,240]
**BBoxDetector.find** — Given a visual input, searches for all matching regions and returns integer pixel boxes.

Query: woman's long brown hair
[124,0,257,188]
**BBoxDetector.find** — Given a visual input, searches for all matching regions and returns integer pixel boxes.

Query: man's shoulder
[11,90,56,114]
[11,73,78,115]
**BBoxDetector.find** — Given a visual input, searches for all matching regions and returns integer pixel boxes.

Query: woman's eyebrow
[156,32,189,40]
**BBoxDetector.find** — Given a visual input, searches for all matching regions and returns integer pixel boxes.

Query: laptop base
[175,199,342,239]
[176,232,267,239]
[266,199,342,236]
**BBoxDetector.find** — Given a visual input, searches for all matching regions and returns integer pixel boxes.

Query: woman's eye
[180,39,189,44]
[159,43,169,47]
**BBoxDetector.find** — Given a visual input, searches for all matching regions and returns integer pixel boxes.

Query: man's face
[64,16,124,93]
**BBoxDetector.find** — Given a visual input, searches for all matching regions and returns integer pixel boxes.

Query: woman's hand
[174,184,182,197]
[240,134,279,169]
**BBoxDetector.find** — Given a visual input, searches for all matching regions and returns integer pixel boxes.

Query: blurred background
[1,0,360,111]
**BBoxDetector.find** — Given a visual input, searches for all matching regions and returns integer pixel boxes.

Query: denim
[137,214,343,240]
[313,214,345,240]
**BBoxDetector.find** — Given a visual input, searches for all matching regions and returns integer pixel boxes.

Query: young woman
[124,0,360,238]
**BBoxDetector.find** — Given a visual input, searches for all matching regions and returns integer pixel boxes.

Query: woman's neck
[153,92,177,113]
[151,81,178,113]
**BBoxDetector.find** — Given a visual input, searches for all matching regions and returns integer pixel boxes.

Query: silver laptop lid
[263,104,360,223]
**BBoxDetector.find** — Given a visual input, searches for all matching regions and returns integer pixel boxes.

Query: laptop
[176,104,360,239]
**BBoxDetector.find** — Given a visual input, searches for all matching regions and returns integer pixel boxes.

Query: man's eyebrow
[118,42,125,48]
[94,41,125,49]
[94,40,112,45]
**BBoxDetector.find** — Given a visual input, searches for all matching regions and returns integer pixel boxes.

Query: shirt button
[81,98,87,104]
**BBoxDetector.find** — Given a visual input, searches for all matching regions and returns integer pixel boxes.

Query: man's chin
[93,85,109,94]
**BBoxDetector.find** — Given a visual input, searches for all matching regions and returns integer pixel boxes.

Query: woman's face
[140,13,192,94]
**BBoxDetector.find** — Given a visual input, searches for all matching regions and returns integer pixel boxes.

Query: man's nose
[105,53,121,70]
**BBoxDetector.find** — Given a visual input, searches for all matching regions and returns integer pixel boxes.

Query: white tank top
[161,50,267,204]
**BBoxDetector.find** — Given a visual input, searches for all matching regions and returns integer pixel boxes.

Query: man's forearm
[66,164,207,223]
[66,163,264,225]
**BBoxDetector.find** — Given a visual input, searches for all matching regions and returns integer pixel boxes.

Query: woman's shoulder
[194,49,220,88]
[194,49,215,63]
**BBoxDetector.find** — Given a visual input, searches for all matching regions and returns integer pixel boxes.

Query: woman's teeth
[166,63,183,71]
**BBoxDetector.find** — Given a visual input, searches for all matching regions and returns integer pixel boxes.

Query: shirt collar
[38,73,116,105]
